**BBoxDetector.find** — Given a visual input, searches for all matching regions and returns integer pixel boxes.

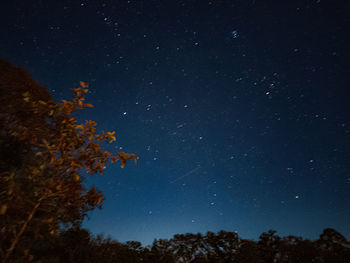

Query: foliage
[18,227,350,263]
[0,59,137,262]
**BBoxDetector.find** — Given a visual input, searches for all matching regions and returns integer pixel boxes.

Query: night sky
[1,0,349,245]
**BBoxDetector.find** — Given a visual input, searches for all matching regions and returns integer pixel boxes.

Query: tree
[316,228,350,263]
[257,230,281,262]
[0,60,137,262]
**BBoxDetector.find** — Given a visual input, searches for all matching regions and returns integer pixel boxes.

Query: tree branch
[2,197,44,263]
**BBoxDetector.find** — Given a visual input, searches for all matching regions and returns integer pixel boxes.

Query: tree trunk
[2,199,42,263]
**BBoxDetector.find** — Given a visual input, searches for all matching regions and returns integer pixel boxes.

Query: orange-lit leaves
[0,204,7,215]
[117,152,138,168]
[107,131,116,143]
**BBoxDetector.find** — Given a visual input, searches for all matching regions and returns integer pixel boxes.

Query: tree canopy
[15,227,350,263]
[0,59,137,262]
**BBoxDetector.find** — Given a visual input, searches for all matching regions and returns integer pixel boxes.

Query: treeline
[18,227,350,263]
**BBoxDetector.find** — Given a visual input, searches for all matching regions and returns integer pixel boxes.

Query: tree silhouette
[0,60,137,262]
[316,228,350,263]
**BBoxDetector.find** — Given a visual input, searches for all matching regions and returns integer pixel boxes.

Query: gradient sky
[1,0,349,245]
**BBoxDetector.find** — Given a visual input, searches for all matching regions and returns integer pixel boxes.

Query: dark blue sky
[1,0,349,245]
